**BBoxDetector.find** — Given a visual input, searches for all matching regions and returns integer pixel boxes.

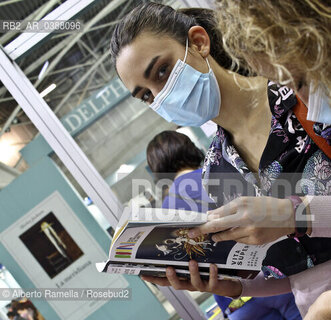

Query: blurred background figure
[147,130,214,212]
[6,311,25,320]
[8,299,43,320]
[216,0,331,126]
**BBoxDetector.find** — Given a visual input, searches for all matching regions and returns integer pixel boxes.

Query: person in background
[147,130,213,212]
[10,299,39,320]
[216,0,331,130]
[110,3,331,317]
[7,311,25,320]
[147,130,302,320]
[7,312,15,320]
[15,304,34,320]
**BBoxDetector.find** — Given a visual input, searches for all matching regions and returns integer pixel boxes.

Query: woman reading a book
[110,2,331,317]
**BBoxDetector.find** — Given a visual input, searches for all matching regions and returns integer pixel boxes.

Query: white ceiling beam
[43,83,107,101]
[33,0,60,21]
[0,0,23,7]
[4,0,98,60]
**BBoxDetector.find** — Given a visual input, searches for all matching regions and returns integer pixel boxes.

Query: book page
[109,225,273,271]
[129,207,207,224]
[104,263,236,280]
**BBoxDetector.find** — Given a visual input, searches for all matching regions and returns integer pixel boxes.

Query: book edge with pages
[96,207,280,280]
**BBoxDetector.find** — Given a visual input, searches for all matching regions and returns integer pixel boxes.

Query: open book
[96,207,283,280]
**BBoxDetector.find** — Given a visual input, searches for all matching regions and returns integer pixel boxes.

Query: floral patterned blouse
[202,81,331,278]
[202,81,331,204]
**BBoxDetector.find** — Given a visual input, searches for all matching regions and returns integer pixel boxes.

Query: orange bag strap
[293,96,331,159]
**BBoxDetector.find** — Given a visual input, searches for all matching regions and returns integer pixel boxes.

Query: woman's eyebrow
[132,86,142,97]
[144,55,160,79]
[131,56,160,97]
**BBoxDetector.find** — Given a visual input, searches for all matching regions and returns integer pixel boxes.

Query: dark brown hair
[146,130,204,181]
[110,2,246,74]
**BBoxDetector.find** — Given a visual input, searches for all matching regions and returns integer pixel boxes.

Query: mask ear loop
[183,38,189,63]
[206,57,211,71]
[184,38,211,72]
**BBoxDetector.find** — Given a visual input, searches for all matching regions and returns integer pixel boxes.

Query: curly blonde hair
[216,0,331,99]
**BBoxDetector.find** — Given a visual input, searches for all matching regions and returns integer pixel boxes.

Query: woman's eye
[141,90,152,102]
[158,65,168,80]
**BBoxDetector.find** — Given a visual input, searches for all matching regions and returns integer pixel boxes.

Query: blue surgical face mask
[149,39,221,126]
[307,84,331,124]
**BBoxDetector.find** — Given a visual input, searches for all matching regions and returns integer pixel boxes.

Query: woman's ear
[188,26,211,58]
